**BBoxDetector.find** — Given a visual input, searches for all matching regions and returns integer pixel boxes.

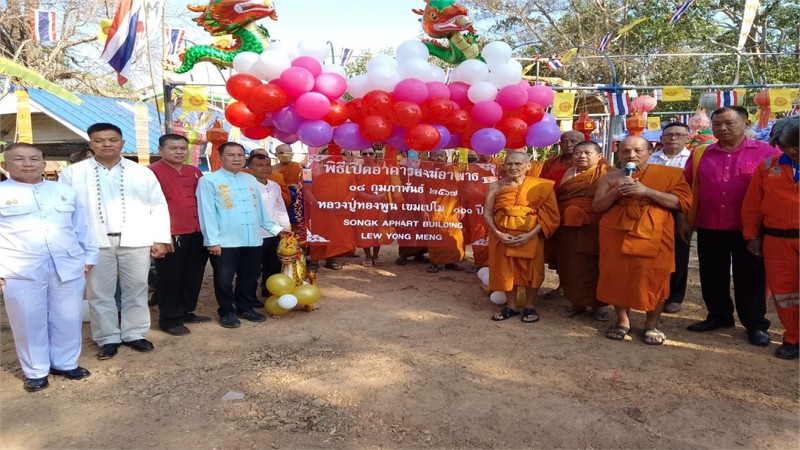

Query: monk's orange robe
[488,177,560,292]
[354,168,393,248]
[425,162,465,265]
[306,159,356,261]
[459,162,495,267]
[596,165,692,311]
[278,161,303,185]
[541,154,570,178]
[553,163,608,308]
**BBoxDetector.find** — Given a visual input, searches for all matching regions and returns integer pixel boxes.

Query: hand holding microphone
[619,162,646,197]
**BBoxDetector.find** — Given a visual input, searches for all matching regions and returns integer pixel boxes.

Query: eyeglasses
[662,133,689,139]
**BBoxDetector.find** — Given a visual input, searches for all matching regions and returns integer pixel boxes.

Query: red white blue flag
[597,33,613,52]
[30,10,57,43]
[546,54,563,71]
[101,0,143,86]
[165,28,185,55]
[676,114,690,124]
[606,91,631,116]
[668,0,697,25]
[715,90,739,108]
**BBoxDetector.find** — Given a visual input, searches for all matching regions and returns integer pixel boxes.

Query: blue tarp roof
[26,88,163,154]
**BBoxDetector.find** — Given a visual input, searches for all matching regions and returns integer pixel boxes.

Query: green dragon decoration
[173,0,278,74]
[413,0,482,65]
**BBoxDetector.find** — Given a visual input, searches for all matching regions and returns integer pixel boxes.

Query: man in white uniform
[59,123,171,360]
[0,143,98,392]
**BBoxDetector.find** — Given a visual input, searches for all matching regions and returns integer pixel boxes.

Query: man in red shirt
[685,106,781,346]
[149,134,211,336]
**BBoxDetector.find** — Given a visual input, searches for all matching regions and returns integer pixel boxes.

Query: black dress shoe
[183,314,212,323]
[123,339,155,352]
[50,366,91,380]
[23,377,49,393]
[747,329,771,347]
[97,343,120,360]
[775,343,800,360]
[163,325,190,336]
[687,319,735,332]
[237,310,267,323]
[219,313,241,328]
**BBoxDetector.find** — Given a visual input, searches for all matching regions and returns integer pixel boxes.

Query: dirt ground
[1,243,798,449]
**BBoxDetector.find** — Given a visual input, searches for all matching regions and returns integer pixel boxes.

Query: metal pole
[549,82,800,91]
[326,41,335,65]
[163,84,174,134]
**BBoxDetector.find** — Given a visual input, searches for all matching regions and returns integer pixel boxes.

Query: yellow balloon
[293,284,321,307]
[265,295,290,316]
[266,274,295,296]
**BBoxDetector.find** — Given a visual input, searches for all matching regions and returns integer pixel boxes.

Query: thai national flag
[716,90,739,108]
[668,0,697,25]
[677,114,690,124]
[165,28,185,55]
[340,48,353,66]
[547,54,563,71]
[653,89,663,100]
[100,0,143,86]
[597,33,612,52]
[30,10,57,43]
[606,91,631,116]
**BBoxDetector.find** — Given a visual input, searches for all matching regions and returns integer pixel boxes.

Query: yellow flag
[560,48,578,64]
[768,88,799,113]
[733,88,746,100]
[134,103,150,165]
[553,92,576,118]
[97,18,113,43]
[611,18,649,42]
[661,86,692,102]
[647,116,661,131]
[181,86,208,112]
[15,90,33,143]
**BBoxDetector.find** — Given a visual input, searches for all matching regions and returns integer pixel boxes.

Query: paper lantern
[573,112,596,141]
[698,92,718,112]
[626,112,646,137]
[631,95,657,118]
[753,90,770,128]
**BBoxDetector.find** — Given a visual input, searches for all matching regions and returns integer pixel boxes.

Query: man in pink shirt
[684,106,780,346]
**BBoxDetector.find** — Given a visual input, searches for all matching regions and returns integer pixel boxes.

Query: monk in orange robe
[353,149,393,266]
[486,152,560,323]
[459,150,495,271]
[425,151,465,272]
[274,144,306,244]
[550,141,610,321]
[593,136,692,345]
[541,130,582,177]
[305,155,355,271]
[492,150,543,178]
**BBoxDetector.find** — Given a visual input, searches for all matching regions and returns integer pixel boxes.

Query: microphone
[624,162,637,176]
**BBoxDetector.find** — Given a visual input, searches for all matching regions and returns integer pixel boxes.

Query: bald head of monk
[618,136,651,170]
[275,144,293,164]
[559,131,584,155]
[503,151,531,180]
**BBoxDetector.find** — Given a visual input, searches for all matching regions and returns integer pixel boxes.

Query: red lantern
[206,120,229,172]
[573,112,596,140]
[753,90,771,128]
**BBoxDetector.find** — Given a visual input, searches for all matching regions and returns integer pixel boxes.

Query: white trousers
[3,258,85,379]
[87,237,151,346]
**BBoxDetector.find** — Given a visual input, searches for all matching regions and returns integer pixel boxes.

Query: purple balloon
[526,122,562,147]
[333,122,371,150]
[540,112,557,124]
[446,133,461,149]
[394,78,428,104]
[433,125,451,151]
[470,128,506,155]
[386,127,409,151]
[470,101,504,126]
[272,106,303,133]
[297,120,334,147]
[273,129,299,144]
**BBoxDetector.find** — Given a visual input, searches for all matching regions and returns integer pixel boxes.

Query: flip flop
[542,287,564,299]
[324,260,342,270]
[561,308,586,318]
[444,263,464,271]
[491,307,520,321]
[521,308,540,323]
[373,259,385,267]
[605,325,631,341]
[643,329,667,346]
[426,264,440,273]
[591,309,611,322]
[362,259,374,267]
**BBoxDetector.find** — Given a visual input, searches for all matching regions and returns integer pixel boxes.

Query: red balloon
[508,102,545,125]
[225,102,264,128]
[389,101,423,128]
[359,115,393,142]
[323,101,350,126]
[405,124,440,151]
[444,109,471,133]
[249,84,288,113]
[242,126,272,140]
[495,117,528,149]
[226,74,262,102]
[346,98,366,123]
[361,90,395,117]
[421,97,455,124]
[460,122,481,148]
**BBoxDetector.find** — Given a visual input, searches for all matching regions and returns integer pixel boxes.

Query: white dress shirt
[648,147,691,169]
[257,179,291,238]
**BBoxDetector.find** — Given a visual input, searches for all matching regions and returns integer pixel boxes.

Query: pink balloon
[295,92,331,120]
[448,81,471,107]
[394,78,429,104]
[426,81,450,100]
[517,79,530,89]
[313,72,347,100]
[291,56,322,77]
[495,85,528,111]
[527,85,555,108]
[278,67,315,97]
[470,101,503,127]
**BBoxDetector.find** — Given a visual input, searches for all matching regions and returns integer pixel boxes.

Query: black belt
[107,233,122,237]
[763,227,799,239]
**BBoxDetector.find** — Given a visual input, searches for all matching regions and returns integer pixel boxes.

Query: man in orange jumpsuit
[742,116,800,360]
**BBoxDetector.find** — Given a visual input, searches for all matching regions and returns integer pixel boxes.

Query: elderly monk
[485,152,560,323]
[549,141,610,321]
[542,130,583,177]
[459,149,495,271]
[426,150,466,272]
[593,136,692,345]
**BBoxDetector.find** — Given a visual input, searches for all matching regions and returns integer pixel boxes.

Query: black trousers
[696,228,770,331]
[261,237,282,295]
[209,245,262,316]
[154,232,208,330]
[667,228,691,304]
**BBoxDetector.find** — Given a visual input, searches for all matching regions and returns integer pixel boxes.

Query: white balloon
[430,66,447,83]
[322,63,347,78]
[255,51,291,81]
[367,54,398,72]
[489,291,507,305]
[367,66,401,92]
[396,40,430,63]
[468,81,498,103]
[265,41,295,59]
[348,74,372,98]
[488,59,523,88]
[457,59,489,85]
[477,267,490,284]
[482,41,513,67]
[232,52,259,76]
[278,294,299,310]
[398,57,432,81]
[297,39,329,62]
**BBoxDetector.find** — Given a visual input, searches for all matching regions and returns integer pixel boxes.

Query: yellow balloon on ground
[266,274,295,296]
[265,295,290,316]
[293,284,321,306]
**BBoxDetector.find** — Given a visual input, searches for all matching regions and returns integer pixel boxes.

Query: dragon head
[188,0,278,35]
[413,0,475,39]
[277,233,302,258]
